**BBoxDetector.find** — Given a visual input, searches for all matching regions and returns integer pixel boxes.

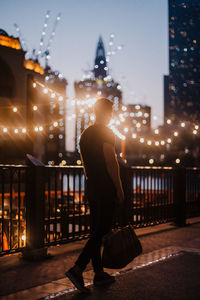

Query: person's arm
[103,142,124,204]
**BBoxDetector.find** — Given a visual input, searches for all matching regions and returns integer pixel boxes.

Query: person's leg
[75,199,115,273]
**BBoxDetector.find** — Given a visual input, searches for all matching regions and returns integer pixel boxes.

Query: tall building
[166,0,200,121]
[74,36,122,152]
[164,75,170,121]
[0,29,67,164]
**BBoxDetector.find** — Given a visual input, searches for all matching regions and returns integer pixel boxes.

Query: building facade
[74,36,122,152]
[166,0,200,121]
[0,29,67,164]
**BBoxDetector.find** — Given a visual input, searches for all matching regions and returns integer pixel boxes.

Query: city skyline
[0,0,168,128]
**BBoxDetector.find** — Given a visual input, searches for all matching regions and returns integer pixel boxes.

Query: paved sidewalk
[0,217,200,300]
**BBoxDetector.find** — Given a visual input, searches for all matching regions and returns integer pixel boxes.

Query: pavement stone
[0,218,200,299]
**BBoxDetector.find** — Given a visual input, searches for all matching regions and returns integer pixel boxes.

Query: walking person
[66,98,124,293]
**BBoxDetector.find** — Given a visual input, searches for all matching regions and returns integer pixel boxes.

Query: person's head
[94,98,113,125]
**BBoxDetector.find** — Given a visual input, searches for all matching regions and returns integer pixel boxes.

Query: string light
[140,138,144,143]
[3,128,7,133]
[2,79,197,146]
[43,88,48,94]
[22,128,26,133]
[132,133,137,139]
[167,138,172,143]
[53,121,58,127]
[14,129,19,134]
[149,158,154,164]
[174,131,178,137]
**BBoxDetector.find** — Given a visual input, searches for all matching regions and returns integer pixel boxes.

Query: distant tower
[94,36,107,79]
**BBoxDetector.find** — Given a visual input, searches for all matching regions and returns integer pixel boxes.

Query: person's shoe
[65,267,90,293]
[93,271,116,286]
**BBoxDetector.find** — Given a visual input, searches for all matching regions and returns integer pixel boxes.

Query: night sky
[1,0,168,130]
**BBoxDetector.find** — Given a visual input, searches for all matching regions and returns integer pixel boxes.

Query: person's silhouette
[66,98,124,293]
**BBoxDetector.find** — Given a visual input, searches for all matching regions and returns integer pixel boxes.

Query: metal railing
[130,167,175,227]
[44,166,90,246]
[1,163,200,257]
[186,168,200,218]
[0,165,26,256]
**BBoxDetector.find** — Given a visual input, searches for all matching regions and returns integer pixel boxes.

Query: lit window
[149,159,154,164]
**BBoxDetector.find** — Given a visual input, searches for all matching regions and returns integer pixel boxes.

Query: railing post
[173,167,186,227]
[120,163,133,225]
[22,154,47,260]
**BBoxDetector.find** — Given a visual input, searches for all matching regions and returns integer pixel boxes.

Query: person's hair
[94,98,113,116]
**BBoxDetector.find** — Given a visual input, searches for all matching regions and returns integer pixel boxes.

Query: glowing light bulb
[140,138,144,143]
[122,106,127,111]
[51,93,55,98]
[155,141,159,146]
[34,127,39,132]
[132,133,137,139]
[167,138,172,143]
[181,122,185,127]
[193,130,197,135]
[149,159,154,164]
[22,128,26,133]
[161,140,165,145]
[14,129,19,134]
[195,125,199,130]
[136,123,141,128]
[39,126,43,131]
[174,131,178,136]
[33,105,38,111]
[124,127,128,133]
[147,140,152,145]
[33,82,36,88]
[22,235,26,241]
[58,96,63,101]
[13,107,18,112]
[53,122,58,127]
[43,88,48,94]
[175,158,180,164]
[167,119,171,124]
[155,129,159,134]
[3,128,7,133]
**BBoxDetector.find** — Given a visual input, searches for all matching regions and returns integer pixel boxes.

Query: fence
[1,164,200,257]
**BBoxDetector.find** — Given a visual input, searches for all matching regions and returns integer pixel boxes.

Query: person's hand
[117,187,125,205]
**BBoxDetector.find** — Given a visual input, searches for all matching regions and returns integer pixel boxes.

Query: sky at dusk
[1,0,168,131]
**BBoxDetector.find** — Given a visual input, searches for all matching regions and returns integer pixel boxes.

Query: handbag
[102,224,142,269]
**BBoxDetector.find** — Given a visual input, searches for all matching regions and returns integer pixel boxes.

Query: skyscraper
[94,36,107,79]
[74,36,122,152]
[166,0,200,121]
